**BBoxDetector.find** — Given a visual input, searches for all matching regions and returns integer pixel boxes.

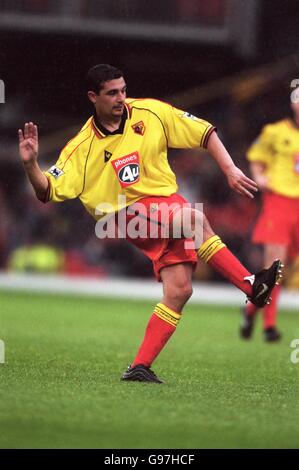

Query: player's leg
[131,263,193,367]
[122,263,193,384]
[121,195,196,383]
[241,192,293,339]
[171,207,282,307]
[262,244,286,341]
[241,243,286,340]
[160,262,194,311]
[197,213,253,296]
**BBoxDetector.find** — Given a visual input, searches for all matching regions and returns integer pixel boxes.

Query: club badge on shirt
[112,152,140,188]
[132,121,146,136]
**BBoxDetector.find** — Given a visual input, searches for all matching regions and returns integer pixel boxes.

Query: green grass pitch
[0,289,299,449]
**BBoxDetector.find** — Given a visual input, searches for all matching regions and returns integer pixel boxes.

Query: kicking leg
[171,207,282,307]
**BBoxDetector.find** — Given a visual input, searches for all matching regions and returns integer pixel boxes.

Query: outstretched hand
[18,122,39,164]
[226,166,258,199]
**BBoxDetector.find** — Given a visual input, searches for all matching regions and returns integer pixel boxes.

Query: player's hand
[18,122,39,164]
[226,165,258,198]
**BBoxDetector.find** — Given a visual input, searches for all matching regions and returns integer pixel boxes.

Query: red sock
[197,236,252,296]
[131,303,181,368]
[208,247,252,296]
[263,285,281,329]
[246,302,259,317]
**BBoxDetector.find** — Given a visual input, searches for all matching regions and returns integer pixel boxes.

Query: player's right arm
[18,122,49,202]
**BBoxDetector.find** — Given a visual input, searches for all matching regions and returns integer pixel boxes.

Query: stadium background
[1,0,299,451]
[1,0,299,284]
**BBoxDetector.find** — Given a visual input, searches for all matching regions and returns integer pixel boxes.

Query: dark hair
[86,64,124,94]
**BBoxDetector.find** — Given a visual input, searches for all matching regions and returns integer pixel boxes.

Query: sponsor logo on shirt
[48,165,64,179]
[132,121,146,136]
[294,154,299,173]
[112,152,140,187]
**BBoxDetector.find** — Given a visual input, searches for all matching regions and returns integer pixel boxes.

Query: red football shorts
[252,191,299,258]
[117,194,197,281]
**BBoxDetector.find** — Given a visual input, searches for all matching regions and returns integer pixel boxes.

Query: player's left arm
[156,101,257,198]
[207,131,258,199]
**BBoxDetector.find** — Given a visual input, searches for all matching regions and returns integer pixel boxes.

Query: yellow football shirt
[247,118,299,198]
[45,98,215,219]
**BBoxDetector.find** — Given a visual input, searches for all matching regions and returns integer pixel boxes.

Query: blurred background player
[19,64,282,383]
[240,91,299,342]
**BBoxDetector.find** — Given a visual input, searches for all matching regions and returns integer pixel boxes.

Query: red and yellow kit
[118,193,198,280]
[252,192,299,257]
[44,98,215,218]
[247,118,299,198]
[44,98,214,278]
[247,118,299,252]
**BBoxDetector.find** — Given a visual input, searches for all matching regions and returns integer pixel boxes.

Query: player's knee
[165,282,193,305]
[181,283,193,302]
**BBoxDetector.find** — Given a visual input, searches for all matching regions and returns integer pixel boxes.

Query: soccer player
[19,64,282,383]
[240,95,299,342]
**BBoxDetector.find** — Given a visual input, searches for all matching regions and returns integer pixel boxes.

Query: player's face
[94,77,127,120]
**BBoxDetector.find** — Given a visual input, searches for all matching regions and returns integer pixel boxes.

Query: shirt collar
[93,106,128,136]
